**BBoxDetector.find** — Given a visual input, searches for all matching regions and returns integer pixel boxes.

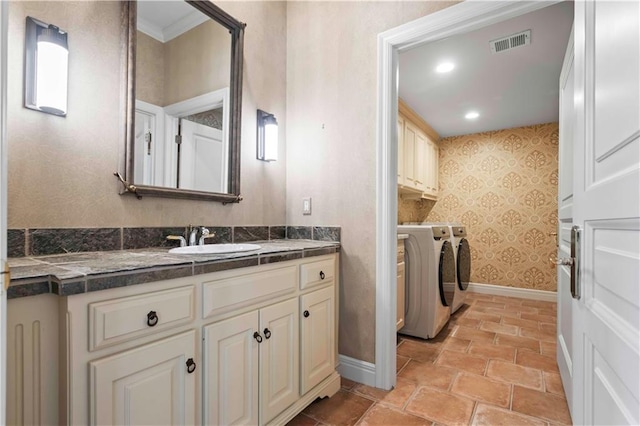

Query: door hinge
[175,134,182,145]
[145,131,152,155]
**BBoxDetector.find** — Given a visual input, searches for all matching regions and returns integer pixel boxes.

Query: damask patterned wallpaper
[426,123,559,292]
[398,196,436,224]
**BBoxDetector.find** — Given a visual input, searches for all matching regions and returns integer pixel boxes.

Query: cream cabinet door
[204,311,259,426]
[414,132,427,191]
[397,116,405,184]
[260,299,299,424]
[424,139,439,198]
[403,121,417,187]
[396,261,405,331]
[300,286,335,394]
[89,331,197,426]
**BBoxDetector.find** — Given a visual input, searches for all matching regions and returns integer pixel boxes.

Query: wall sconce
[257,109,278,161]
[24,16,69,117]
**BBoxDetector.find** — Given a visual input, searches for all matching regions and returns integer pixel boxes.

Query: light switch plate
[302,197,312,215]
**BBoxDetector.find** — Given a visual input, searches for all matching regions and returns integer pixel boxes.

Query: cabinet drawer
[89,286,195,351]
[203,265,297,319]
[300,257,335,290]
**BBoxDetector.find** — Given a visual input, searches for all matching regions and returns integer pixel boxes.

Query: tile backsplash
[8,225,341,257]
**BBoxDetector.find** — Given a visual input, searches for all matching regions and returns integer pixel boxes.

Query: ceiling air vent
[490,30,531,54]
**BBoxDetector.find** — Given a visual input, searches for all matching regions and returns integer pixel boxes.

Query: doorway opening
[375,1,567,390]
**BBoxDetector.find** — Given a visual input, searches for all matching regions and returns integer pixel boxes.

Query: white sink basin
[169,243,261,255]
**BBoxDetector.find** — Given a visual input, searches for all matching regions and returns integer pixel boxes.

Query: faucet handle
[199,228,217,245]
[166,235,187,247]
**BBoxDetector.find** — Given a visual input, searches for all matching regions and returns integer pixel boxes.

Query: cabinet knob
[319,271,325,280]
[303,310,310,318]
[263,328,271,339]
[253,331,263,343]
[146,311,158,327]
[186,358,196,374]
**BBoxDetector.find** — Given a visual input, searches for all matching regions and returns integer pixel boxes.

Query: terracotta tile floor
[287,293,572,426]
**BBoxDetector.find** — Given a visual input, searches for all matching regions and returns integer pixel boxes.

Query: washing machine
[450,226,471,314]
[397,225,456,339]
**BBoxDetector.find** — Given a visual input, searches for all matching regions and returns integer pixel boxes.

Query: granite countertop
[7,239,340,299]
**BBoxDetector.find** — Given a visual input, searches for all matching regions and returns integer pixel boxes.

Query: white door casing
[0,1,8,423]
[572,1,640,424]
[556,26,576,416]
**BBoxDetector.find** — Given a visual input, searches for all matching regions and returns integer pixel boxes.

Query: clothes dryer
[449,226,471,314]
[397,225,455,339]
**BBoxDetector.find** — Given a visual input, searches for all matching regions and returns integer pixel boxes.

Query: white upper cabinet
[398,99,439,200]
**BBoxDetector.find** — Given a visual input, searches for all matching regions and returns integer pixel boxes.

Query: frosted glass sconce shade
[257,109,278,161]
[25,17,69,116]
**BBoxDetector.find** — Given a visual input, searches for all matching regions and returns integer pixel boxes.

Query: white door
[569,1,640,424]
[179,119,226,193]
[89,331,197,425]
[203,311,259,426]
[300,286,335,394]
[134,100,164,187]
[260,299,299,424]
[0,1,7,423]
[556,26,576,416]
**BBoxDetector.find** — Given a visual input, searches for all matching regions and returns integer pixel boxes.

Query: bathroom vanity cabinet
[7,252,340,425]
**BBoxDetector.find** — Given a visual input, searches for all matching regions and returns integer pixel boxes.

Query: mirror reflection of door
[135,101,165,187]
[135,1,231,193]
[178,115,226,193]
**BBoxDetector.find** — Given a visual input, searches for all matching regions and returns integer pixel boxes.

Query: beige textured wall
[136,31,164,107]
[286,1,457,364]
[8,1,287,229]
[427,123,559,291]
[164,20,231,106]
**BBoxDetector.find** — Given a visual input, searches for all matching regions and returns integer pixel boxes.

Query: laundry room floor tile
[405,386,475,425]
[450,373,512,408]
[397,361,457,389]
[358,404,432,426]
[467,341,517,362]
[471,403,546,426]
[287,294,572,426]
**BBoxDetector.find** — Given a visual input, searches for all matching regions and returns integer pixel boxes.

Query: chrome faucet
[167,226,216,247]
[199,227,217,245]
[188,226,199,246]
[166,235,187,247]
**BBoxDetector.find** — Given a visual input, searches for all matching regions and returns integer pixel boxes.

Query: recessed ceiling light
[435,62,455,73]
[465,111,480,120]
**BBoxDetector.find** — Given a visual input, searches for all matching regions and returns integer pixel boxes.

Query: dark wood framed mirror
[119,1,245,203]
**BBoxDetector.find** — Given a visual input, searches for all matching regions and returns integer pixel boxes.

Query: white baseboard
[337,355,376,387]
[468,282,557,302]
